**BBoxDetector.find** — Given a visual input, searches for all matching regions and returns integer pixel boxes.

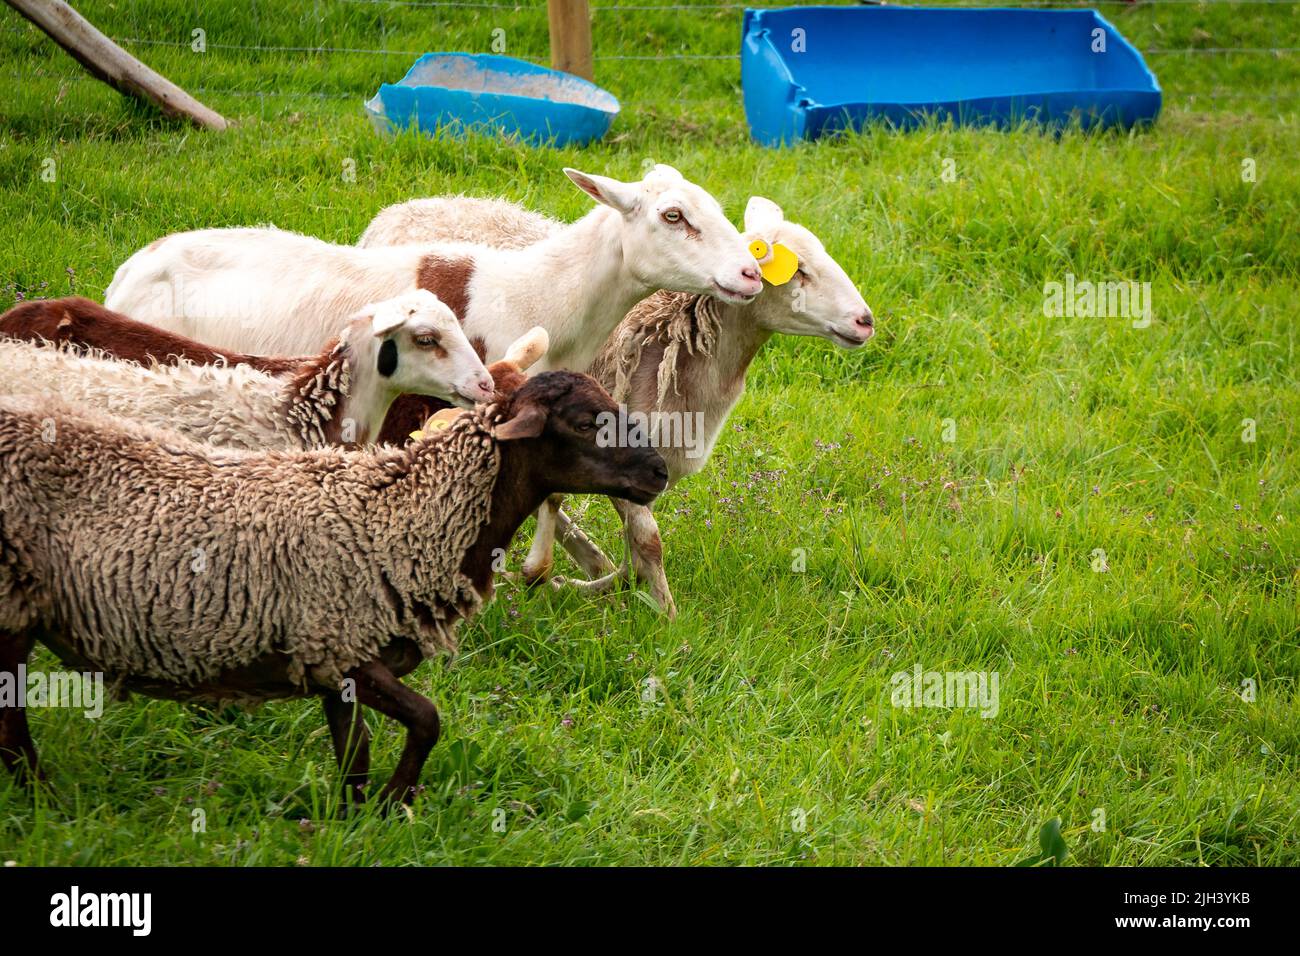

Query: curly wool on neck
[280,339,352,446]
[597,291,723,406]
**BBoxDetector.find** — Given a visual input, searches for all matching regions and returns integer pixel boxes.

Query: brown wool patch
[416,254,476,323]
[0,297,307,377]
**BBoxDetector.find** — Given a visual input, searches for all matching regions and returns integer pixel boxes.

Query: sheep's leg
[554,497,633,594]
[349,660,440,811]
[521,495,564,584]
[0,630,42,785]
[612,500,678,619]
[322,692,370,813]
[559,569,621,594]
[555,508,618,579]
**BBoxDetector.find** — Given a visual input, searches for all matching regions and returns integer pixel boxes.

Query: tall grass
[0,1,1296,865]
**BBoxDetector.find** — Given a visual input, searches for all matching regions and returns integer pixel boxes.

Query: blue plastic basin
[742,6,1161,145]
[366,53,620,148]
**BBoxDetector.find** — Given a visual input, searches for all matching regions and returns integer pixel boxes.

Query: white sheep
[0,289,494,451]
[357,194,876,615]
[103,165,763,375]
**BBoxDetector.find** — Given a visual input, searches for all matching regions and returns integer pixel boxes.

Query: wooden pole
[6,0,229,130]
[547,0,592,82]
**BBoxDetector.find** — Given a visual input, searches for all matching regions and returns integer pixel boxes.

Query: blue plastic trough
[742,6,1162,145]
[365,53,620,148]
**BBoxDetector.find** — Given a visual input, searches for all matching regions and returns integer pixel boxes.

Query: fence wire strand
[339,0,1300,7]
[5,2,1297,107]
[109,35,1300,58]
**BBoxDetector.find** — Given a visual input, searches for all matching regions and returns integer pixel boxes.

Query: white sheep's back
[105,226,427,356]
[358,196,560,250]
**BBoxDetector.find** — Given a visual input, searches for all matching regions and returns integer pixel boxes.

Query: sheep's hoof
[520,560,553,586]
[9,767,61,807]
[375,786,423,818]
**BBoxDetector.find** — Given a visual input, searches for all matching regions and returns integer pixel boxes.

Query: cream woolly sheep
[551,197,875,614]
[0,294,487,448]
[0,370,667,807]
[0,289,494,451]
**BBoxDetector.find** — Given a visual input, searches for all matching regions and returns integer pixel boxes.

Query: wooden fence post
[5,0,229,130]
[547,0,593,82]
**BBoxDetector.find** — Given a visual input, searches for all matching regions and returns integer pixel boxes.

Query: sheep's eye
[577,419,597,433]
[414,334,439,348]
[661,209,682,224]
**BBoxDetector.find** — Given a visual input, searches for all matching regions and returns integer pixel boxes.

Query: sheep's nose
[460,374,494,402]
[741,266,762,283]
[855,309,874,330]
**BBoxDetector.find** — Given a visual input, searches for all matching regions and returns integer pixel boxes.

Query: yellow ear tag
[410,414,455,442]
[749,239,771,263]
[760,242,799,286]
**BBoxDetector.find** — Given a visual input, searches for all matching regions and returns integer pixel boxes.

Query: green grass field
[1,0,1297,865]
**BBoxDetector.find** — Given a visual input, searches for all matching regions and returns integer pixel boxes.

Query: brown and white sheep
[0,290,494,451]
[0,296,544,447]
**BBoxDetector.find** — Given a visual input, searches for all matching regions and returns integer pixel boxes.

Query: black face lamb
[0,371,666,810]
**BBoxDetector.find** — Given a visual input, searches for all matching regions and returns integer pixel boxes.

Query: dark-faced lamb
[0,290,494,451]
[0,370,667,808]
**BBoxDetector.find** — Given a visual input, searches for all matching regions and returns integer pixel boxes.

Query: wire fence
[5,0,1298,107]
[16,66,1300,104]
[102,35,1300,60]
[339,0,1300,7]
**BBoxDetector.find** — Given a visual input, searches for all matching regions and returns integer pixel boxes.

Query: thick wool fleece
[0,337,349,451]
[0,395,499,694]
[589,290,722,406]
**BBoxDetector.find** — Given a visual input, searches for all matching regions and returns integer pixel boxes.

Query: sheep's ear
[503,326,548,371]
[564,168,639,215]
[744,196,784,235]
[369,306,406,338]
[494,404,547,441]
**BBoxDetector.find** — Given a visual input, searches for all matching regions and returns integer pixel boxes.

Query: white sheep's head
[742,196,875,348]
[411,325,550,440]
[564,164,764,305]
[351,289,494,407]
